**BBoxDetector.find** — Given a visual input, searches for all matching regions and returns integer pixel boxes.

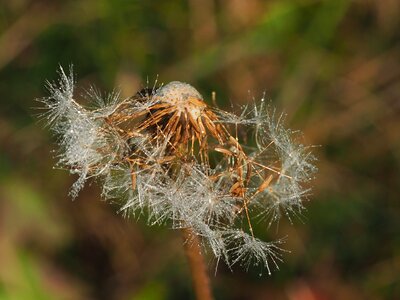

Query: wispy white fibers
[40,66,125,198]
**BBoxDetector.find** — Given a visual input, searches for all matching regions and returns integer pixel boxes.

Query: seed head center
[155,81,206,119]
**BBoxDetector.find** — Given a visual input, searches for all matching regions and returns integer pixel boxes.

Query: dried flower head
[40,66,316,273]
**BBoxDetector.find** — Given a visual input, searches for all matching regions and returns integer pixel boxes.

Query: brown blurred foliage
[0,0,399,299]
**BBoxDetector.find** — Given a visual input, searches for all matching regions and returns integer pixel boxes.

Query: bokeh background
[1,0,400,299]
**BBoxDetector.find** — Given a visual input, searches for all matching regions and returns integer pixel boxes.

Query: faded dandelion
[40,66,316,273]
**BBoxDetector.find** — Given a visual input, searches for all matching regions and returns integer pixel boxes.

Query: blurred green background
[1,0,400,299]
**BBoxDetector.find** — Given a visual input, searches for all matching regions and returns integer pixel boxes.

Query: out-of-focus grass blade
[131,281,167,300]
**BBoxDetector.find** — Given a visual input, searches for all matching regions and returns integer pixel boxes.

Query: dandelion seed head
[41,66,317,273]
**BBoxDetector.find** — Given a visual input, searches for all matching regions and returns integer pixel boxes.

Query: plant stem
[182,227,213,300]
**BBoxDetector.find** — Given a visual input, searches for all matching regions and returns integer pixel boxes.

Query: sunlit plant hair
[40,66,316,274]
